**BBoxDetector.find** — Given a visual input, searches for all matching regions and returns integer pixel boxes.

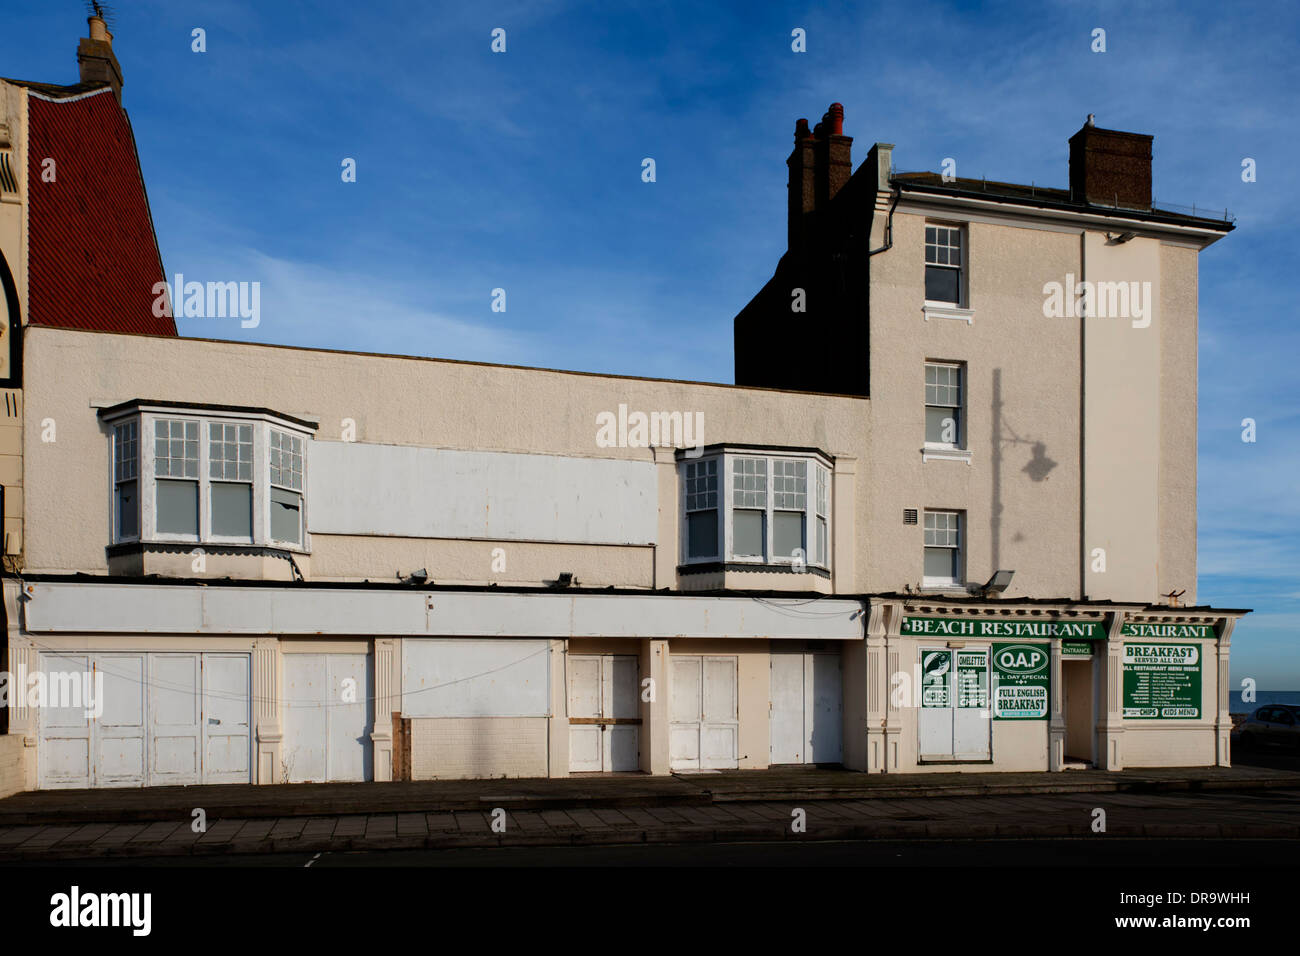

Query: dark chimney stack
[787,103,853,256]
[78,12,124,103]
[1068,117,1152,210]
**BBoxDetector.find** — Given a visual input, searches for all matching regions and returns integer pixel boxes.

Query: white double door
[918,647,991,761]
[283,653,374,783]
[38,651,250,789]
[670,655,738,770]
[770,649,843,764]
[568,654,640,772]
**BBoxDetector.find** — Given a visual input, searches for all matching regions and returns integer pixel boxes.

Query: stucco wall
[866,208,1083,598]
[21,326,872,591]
[1082,232,1161,601]
[1158,243,1200,603]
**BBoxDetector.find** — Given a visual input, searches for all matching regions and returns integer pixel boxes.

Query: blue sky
[4,1,1296,685]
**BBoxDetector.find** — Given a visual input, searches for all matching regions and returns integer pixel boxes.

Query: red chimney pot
[827,103,844,136]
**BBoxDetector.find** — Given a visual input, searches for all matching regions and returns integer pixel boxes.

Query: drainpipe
[868,187,901,257]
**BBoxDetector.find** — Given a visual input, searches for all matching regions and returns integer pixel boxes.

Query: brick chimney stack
[787,103,853,256]
[1068,117,1152,210]
[78,11,124,103]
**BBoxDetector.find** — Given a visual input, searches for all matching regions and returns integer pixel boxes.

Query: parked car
[1233,705,1300,752]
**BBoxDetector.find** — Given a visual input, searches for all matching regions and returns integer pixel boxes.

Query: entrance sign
[1122,643,1201,718]
[1061,640,1093,658]
[991,643,1049,719]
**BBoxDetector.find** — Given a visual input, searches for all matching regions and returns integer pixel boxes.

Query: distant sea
[1228,691,1300,714]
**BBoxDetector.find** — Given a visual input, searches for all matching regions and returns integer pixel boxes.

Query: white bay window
[103,403,313,551]
[680,448,831,571]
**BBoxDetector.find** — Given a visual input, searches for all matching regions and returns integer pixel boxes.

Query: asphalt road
[29,837,1296,867]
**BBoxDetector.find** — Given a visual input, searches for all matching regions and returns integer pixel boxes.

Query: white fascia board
[21,582,864,640]
[896,193,1229,246]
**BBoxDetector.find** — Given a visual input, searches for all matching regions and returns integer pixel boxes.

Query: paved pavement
[5,786,1300,862]
[3,763,1296,827]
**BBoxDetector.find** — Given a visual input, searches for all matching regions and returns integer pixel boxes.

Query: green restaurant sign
[901,617,1104,640]
[1121,623,1215,640]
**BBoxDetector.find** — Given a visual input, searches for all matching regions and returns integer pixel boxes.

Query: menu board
[1122,644,1201,719]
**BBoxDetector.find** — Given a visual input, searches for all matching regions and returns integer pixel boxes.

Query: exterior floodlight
[983,570,1015,595]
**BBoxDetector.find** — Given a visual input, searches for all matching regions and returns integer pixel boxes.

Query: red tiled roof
[26,87,176,335]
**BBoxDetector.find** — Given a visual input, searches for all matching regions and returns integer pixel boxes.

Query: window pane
[270,429,304,490]
[117,480,138,539]
[686,509,718,558]
[685,459,719,511]
[114,422,138,481]
[926,406,959,444]
[210,421,254,481]
[925,265,960,303]
[270,486,302,545]
[925,546,957,580]
[772,459,807,510]
[733,509,764,558]
[774,511,804,559]
[211,482,252,538]
[733,458,767,509]
[156,480,198,536]
[156,419,199,479]
[816,516,828,565]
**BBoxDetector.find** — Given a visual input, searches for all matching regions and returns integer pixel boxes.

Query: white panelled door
[283,653,374,783]
[670,655,738,771]
[568,654,639,772]
[770,648,843,765]
[37,652,250,789]
[919,647,991,762]
[37,652,94,789]
[203,654,252,783]
[149,653,202,786]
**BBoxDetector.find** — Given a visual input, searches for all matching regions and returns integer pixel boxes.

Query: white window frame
[205,419,257,546]
[924,221,967,309]
[922,361,972,463]
[679,449,831,571]
[105,406,313,553]
[922,509,964,590]
[681,457,720,561]
[111,420,140,543]
[268,428,307,548]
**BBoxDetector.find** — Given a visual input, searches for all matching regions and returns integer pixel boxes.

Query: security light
[983,570,1015,596]
[554,572,575,588]
[408,568,428,584]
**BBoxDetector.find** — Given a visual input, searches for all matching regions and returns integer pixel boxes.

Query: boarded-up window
[402,639,550,717]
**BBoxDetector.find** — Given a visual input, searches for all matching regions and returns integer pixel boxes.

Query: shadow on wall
[991,369,1058,573]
